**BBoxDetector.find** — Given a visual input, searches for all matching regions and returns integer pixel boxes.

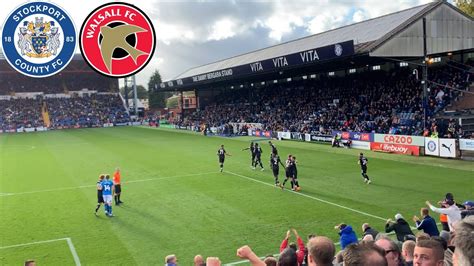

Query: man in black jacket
[385,213,414,242]
[362,223,379,239]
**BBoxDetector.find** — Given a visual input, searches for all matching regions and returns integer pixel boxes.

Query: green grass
[0,127,472,265]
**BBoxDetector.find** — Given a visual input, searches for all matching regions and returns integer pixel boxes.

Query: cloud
[0,0,440,86]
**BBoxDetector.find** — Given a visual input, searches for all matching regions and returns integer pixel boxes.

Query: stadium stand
[162,1,474,138]
[0,55,130,131]
[183,63,472,137]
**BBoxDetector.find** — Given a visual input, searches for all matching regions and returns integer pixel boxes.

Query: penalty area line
[225,171,387,221]
[0,237,81,266]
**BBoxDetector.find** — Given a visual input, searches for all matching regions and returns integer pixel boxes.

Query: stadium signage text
[192,69,233,82]
[374,133,424,147]
[1,1,77,78]
[370,142,420,156]
[166,40,354,88]
[79,3,156,78]
[460,139,474,151]
[332,130,374,142]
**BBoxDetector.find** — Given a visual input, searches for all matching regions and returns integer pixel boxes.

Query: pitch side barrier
[272,130,472,160]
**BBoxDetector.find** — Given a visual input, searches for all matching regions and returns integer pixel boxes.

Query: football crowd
[0,94,130,131]
[184,63,472,138]
[164,193,473,266]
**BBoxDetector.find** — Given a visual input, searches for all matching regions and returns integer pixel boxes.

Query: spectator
[385,213,414,242]
[375,235,403,266]
[343,242,387,266]
[413,208,440,236]
[263,256,277,266]
[280,229,305,266]
[461,201,474,219]
[206,257,221,266]
[426,200,461,231]
[165,254,178,266]
[335,223,358,249]
[402,240,415,266]
[306,236,335,266]
[438,231,455,266]
[194,255,204,266]
[24,260,36,266]
[279,248,298,266]
[413,240,445,266]
[362,223,379,239]
[362,234,374,242]
[453,216,474,266]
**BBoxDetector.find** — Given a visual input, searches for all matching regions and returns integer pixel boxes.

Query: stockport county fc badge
[1,1,76,78]
[79,2,156,78]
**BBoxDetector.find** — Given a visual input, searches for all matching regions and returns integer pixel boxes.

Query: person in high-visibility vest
[113,167,124,205]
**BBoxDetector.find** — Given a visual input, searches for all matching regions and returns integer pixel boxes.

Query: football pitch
[0,126,472,265]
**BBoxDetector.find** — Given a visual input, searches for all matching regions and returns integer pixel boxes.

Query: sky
[0,0,441,88]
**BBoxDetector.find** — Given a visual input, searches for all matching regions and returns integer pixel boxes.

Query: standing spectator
[335,223,358,249]
[375,235,403,266]
[279,248,298,266]
[413,240,445,266]
[413,208,440,236]
[306,236,335,266]
[343,242,387,266]
[194,255,204,266]
[453,216,474,266]
[280,229,305,266]
[461,201,474,219]
[24,260,36,266]
[165,254,178,266]
[426,200,461,231]
[402,240,416,266]
[362,223,379,239]
[385,213,414,242]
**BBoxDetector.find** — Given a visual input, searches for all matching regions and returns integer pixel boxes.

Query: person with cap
[385,213,414,242]
[413,207,439,236]
[426,194,461,231]
[461,200,474,219]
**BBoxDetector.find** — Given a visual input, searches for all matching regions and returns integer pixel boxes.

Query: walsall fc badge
[1,1,76,78]
[79,2,156,78]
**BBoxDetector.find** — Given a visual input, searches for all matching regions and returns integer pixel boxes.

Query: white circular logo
[334,44,343,56]
[427,140,437,152]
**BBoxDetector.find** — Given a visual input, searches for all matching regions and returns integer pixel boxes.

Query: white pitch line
[0,237,81,266]
[225,171,387,221]
[0,237,68,249]
[66,238,81,266]
[0,172,216,197]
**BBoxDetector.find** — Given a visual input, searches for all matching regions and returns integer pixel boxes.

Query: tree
[147,70,171,108]
[120,85,148,99]
[455,0,473,18]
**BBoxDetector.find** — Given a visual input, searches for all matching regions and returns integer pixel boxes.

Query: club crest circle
[79,2,156,78]
[1,1,77,78]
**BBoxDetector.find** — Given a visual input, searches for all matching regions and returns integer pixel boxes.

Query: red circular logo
[79,2,156,77]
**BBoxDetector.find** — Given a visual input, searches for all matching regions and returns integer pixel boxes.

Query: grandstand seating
[0,94,130,131]
[185,63,472,138]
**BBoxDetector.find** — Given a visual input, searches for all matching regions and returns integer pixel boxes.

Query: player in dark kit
[270,153,285,186]
[94,174,105,215]
[242,142,256,168]
[291,156,301,191]
[253,143,264,170]
[358,153,371,184]
[269,141,278,155]
[281,155,295,190]
[217,145,231,172]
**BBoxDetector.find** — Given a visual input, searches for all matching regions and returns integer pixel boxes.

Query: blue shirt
[101,180,114,196]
